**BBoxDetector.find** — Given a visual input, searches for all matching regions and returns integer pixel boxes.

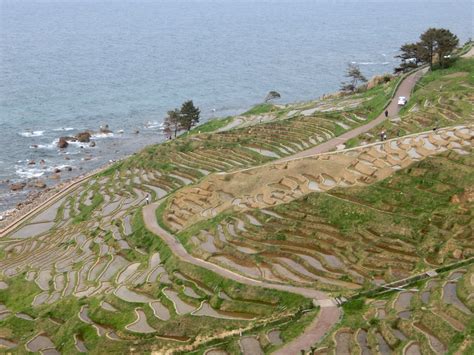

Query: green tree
[395,42,424,73]
[395,28,459,71]
[164,108,181,138]
[435,28,459,67]
[340,63,367,92]
[179,100,200,131]
[419,28,459,69]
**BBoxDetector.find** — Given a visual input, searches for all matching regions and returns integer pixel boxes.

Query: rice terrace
[1,38,473,354]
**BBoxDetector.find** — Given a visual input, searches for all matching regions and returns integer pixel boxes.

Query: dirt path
[461,46,474,58]
[141,68,432,353]
[277,68,427,162]
[142,203,340,352]
[273,306,340,355]
[143,204,330,300]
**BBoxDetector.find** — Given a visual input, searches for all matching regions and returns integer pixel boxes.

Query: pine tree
[340,64,367,92]
[395,43,424,72]
[396,28,459,71]
[164,109,181,138]
[179,100,200,131]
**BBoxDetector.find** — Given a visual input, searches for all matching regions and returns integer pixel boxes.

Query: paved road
[277,67,427,162]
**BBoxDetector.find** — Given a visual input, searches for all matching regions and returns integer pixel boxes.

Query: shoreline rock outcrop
[76,131,91,143]
[57,137,69,148]
[10,182,26,191]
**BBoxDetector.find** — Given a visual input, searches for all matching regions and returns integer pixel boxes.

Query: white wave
[15,162,75,179]
[145,121,165,129]
[36,138,88,150]
[92,132,114,138]
[48,164,71,171]
[67,140,89,147]
[35,142,56,150]
[19,130,44,137]
[15,166,45,179]
[52,127,74,131]
[351,61,390,66]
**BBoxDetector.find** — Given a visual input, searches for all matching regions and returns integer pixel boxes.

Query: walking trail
[277,68,426,162]
[142,64,427,355]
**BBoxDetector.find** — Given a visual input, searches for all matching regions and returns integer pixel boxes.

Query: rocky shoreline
[0,123,152,223]
[0,159,118,232]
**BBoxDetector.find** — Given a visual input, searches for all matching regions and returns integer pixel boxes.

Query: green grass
[187,116,234,135]
[349,56,473,146]
[359,76,400,120]
[243,103,276,116]
[412,56,474,93]
[73,189,104,224]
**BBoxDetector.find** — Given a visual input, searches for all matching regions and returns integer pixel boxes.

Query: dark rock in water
[58,137,69,148]
[265,91,281,102]
[134,130,140,134]
[40,159,46,165]
[76,131,91,143]
[33,180,46,189]
[10,182,26,191]
[54,168,61,173]
[64,157,71,160]
[31,144,38,148]
[65,166,72,172]
[28,160,35,165]
[100,124,112,134]
[89,141,96,147]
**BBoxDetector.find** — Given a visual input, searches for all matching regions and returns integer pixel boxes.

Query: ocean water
[0,0,472,212]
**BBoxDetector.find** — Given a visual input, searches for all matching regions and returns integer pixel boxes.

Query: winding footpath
[278,67,427,162]
[142,67,428,353]
[143,203,340,353]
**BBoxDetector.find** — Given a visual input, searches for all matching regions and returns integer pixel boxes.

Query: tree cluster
[395,28,459,73]
[163,100,200,138]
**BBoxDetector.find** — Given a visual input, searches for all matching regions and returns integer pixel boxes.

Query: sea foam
[19,130,44,137]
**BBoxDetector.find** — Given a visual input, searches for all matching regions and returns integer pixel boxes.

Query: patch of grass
[243,103,275,116]
[187,116,234,135]
[73,190,103,224]
[342,298,365,315]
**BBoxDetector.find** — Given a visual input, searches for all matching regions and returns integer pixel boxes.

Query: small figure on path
[145,195,150,205]
[385,110,389,118]
[380,131,385,141]
[383,132,387,141]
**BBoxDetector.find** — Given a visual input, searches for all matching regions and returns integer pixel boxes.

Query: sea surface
[0,0,472,213]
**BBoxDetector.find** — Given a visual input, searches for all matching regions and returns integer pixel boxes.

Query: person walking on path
[385,109,389,118]
[145,194,150,205]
